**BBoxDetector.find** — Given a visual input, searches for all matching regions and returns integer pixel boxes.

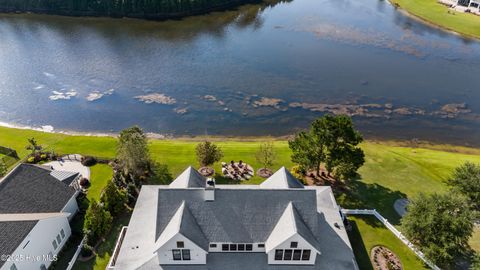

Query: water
[0,0,479,145]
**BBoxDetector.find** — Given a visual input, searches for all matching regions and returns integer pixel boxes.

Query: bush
[101,181,127,215]
[27,156,35,163]
[79,178,90,188]
[81,156,97,167]
[80,244,93,257]
[40,154,47,160]
[83,201,112,245]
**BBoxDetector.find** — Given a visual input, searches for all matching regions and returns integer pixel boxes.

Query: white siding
[0,216,71,270]
[267,234,317,265]
[156,234,207,265]
[61,192,79,220]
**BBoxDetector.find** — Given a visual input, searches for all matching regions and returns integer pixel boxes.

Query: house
[0,164,80,270]
[457,0,480,10]
[110,166,358,269]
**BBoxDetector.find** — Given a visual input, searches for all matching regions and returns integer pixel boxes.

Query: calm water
[0,0,480,144]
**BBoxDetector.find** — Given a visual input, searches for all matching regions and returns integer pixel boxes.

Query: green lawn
[72,213,131,270]
[87,164,114,202]
[347,216,429,269]
[1,126,480,265]
[390,0,480,39]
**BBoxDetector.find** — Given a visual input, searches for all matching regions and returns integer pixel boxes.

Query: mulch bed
[198,166,215,177]
[371,246,403,270]
[257,168,273,178]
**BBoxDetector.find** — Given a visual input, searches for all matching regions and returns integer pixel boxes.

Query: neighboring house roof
[169,167,205,188]
[156,201,209,251]
[50,170,80,186]
[155,189,318,244]
[260,167,304,189]
[0,221,38,268]
[265,202,321,253]
[0,164,76,214]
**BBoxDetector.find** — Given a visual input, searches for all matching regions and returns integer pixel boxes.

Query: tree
[100,181,127,215]
[289,115,364,178]
[116,126,151,179]
[195,141,223,167]
[471,253,480,270]
[401,192,474,267]
[448,162,480,211]
[83,201,112,245]
[149,162,173,185]
[0,160,6,177]
[25,137,42,155]
[255,142,276,170]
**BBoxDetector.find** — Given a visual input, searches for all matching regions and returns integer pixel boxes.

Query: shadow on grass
[347,219,374,270]
[335,179,407,226]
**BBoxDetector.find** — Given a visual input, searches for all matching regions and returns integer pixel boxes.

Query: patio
[44,154,91,180]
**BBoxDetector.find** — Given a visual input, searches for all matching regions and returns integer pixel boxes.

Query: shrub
[101,181,127,215]
[40,154,47,160]
[27,156,35,163]
[195,141,223,167]
[81,156,97,167]
[79,178,90,188]
[80,244,94,257]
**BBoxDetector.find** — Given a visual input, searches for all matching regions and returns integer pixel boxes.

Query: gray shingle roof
[0,164,76,214]
[0,221,38,268]
[155,189,318,244]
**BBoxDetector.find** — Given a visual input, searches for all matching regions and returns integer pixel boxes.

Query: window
[182,249,191,260]
[238,244,245,251]
[258,243,265,248]
[222,244,229,251]
[52,240,58,250]
[56,234,62,245]
[293,249,302,260]
[301,250,311,261]
[274,249,283,260]
[245,244,253,251]
[10,264,17,270]
[172,249,181,260]
[284,249,293,260]
[40,264,47,270]
[60,229,65,239]
[290,242,298,248]
[177,241,184,248]
[229,244,237,251]
[210,243,217,248]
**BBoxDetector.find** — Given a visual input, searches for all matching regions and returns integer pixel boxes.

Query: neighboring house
[111,166,357,270]
[0,164,80,270]
[458,0,480,10]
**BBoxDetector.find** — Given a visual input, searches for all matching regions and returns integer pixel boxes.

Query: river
[0,0,479,144]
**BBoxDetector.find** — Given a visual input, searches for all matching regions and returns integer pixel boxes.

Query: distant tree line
[0,0,260,19]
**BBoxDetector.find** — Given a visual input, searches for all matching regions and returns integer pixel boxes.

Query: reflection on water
[0,0,479,145]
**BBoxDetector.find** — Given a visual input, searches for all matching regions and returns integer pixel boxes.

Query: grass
[390,0,480,39]
[72,212,131,270]
[1,126,480,266]
[347,216,429,269]
[87,164,114,202]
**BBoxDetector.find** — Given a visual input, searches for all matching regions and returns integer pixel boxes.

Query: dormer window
[177,241,184,248]
[290,242,298,248]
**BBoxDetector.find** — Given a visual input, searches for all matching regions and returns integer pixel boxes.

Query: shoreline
[2,122,480,155]
[388,0,480,40]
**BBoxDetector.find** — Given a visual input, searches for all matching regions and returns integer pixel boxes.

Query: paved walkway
[45,156,90,180]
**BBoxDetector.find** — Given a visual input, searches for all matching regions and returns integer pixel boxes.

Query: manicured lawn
[87,164,114,202]
[347,216,429,269]
[1,126,480,257]
[390,0,480,39]
[72,212,131,270]
[471,227,480,252]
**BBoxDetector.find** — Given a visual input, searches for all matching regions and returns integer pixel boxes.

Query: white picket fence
[66,236,86,270]
[342,209,441,270]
